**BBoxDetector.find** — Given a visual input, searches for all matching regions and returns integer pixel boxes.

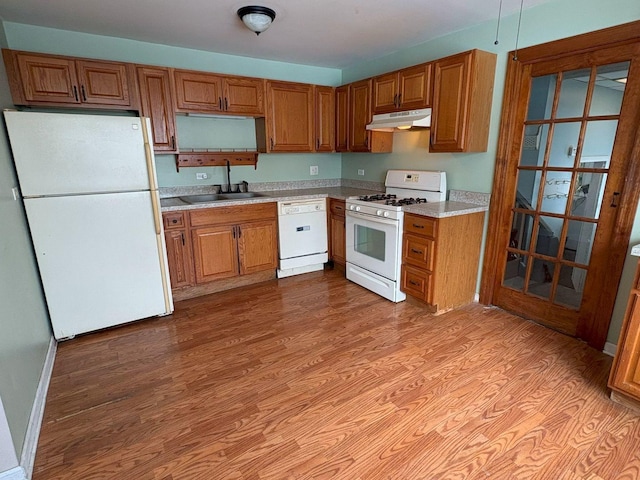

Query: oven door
[345,210,401,281]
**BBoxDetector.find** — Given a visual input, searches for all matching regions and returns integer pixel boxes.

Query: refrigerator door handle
[141,118,158,191]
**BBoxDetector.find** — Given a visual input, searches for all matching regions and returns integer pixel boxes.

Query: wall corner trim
[603,342,617,357]
[0,466,26,480]
[20,336,56,480]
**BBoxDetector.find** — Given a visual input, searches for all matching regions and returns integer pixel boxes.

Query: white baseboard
[0,466,26,480]
[603,341,617,357]
[20,337,56,480]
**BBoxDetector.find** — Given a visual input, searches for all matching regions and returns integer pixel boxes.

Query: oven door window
[354,224,386,262]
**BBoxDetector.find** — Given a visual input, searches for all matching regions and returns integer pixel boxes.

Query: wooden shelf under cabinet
[176,151,258,171]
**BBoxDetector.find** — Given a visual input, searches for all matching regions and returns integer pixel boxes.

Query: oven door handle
[346,209,400,227]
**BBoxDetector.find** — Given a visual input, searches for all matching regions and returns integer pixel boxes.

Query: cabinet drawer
[403,233,434,270]
[163,212,186,230]
[404,214,436,237]
[189,203,277,227]
[401,265,433,303]
[330,199,346,216]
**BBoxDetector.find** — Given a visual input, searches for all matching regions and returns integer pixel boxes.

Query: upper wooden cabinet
[173,70,265,116]
[430,49,496,153]
[315,86,335,152]
[265,80,315,153]
[3,50,138,110]
[137,66,178,153]
[348,79,393,153]
[372,63,432,114]
[335,85,349,152]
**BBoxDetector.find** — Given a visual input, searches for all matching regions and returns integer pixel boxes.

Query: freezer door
[25,192,172,339]
[4,111,152,196]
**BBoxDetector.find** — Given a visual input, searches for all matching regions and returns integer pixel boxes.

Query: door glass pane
[548,122,581,167]
[509,212,535,252]
[354,224,385,261]
[582,120,618,164]
[557,68,591,118]
[515,170,542,210]
[590,62,629,116]
[503,252,528,291]
[535,216,562,258]
[564,220,596,266]
[527,258,554,299]
[527,75,557,121]
[554,265,586,309]
[570,172,607,219]
[520,124,547,166]
[541,175,571,214]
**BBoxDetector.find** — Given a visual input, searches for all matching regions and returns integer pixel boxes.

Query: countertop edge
[631,244,640,257]
[403,201,489,219]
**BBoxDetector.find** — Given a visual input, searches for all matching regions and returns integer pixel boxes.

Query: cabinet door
[224,76,265,115]
[372,72,399,114]
[237,220,278,275]
[398,63,432,110]
[137,66,178,153]
[329,213,346,265]
[164,229,194,289]
[315,86,335,152]
[335,85,349,152]
[266,81,315,152]
[174,70,224,112]
[430,53,471,152]
[348,79,372,152]
[15,53,80,104]
[192,225,239,283]
[76,60,133,107]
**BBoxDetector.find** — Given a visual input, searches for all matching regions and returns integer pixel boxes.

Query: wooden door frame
[480,20,640,350]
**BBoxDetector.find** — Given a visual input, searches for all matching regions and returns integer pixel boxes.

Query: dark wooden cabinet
[265,80,315,152]
[430,49,496,153]
[335,85,349,152]
[4,50,138,109]
[315,86,335,152]
[609,256,640,412]
[328,199,346,267]
[347,79,393,153]
[401,212,485,313]
[189,204,278,284]
[174,69,264,116]
[372,63,432,114]
[137,66,178,153]
[162,212,194,289]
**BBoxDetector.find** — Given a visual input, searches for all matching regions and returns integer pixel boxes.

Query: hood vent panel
[366,108,431,131]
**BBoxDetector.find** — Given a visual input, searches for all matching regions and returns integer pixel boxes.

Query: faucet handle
[241,180,249,192]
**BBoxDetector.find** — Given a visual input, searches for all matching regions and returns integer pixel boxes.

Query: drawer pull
[409,280,420,286]
[411,248,423,254]
[412,223,425,229]
[172,219,178,224]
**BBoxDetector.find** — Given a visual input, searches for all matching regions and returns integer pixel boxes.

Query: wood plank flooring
[33,270,640,479]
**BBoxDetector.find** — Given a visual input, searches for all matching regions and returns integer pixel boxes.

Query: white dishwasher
[277,198,328,278]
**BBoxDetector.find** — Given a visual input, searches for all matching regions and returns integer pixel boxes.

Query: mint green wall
[0,24,52,459]
[3,22,344,187]
[342,0,640,346]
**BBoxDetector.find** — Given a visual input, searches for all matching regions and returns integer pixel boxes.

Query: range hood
[366,108,431,132]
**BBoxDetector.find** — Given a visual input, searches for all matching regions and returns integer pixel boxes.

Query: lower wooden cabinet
[401,211,485,313]
[162,212,195,289]
[609,255,640,410]
[328,199,346,267]
[163,204,278,293]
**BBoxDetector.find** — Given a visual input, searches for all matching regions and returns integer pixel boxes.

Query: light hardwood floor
[33,270,640,479]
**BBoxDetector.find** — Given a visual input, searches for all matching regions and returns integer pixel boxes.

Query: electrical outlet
[196,172,208,180]
[358,169,365,176]
[310,165,319,176]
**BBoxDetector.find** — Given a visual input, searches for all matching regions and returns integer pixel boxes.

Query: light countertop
[403,201,489,219]
[632,244,640,256]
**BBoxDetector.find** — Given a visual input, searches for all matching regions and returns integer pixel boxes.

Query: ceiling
[0,0,555,69]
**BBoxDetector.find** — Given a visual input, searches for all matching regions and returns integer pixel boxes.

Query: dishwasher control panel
[279,199,326,215]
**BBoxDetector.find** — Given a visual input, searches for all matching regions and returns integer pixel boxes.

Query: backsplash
[449,190,491,206]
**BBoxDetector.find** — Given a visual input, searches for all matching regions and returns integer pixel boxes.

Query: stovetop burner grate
[385,197,428,207]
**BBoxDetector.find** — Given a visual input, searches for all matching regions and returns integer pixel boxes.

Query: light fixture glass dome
[237,6,276,35]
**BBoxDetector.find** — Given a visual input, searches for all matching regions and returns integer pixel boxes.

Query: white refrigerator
[4,110,174,340]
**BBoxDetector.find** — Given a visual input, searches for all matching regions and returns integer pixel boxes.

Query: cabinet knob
[172,219,178,224]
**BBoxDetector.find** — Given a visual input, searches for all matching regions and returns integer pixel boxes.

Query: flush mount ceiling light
[237,6,276,36]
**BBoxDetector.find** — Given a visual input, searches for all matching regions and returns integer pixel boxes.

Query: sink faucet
[224,160,232,193]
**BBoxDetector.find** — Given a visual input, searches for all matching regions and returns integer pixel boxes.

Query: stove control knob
[383,211,390,218]
[376,209,383,216]
[349,205,355,211]
[355,206,361,212]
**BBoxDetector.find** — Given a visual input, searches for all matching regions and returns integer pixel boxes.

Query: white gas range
[345,170,446,302]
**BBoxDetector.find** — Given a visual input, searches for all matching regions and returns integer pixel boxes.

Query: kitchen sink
[178,192,268,203]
